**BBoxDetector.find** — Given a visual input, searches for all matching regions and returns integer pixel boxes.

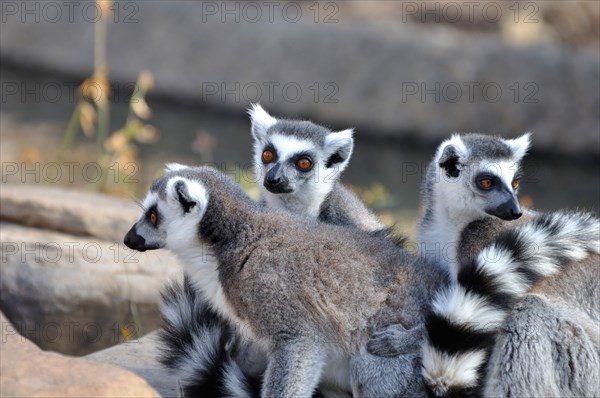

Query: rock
[87,330,179,397]
[0,1,598,156]
[0,221,181,355]
[0,184,140,242]
[0,311,160,397]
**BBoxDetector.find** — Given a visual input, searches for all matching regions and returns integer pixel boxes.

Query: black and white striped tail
[158,274,261,398]
[422,211,600,397]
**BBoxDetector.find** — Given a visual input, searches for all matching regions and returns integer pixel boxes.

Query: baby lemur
[125,165,444,397]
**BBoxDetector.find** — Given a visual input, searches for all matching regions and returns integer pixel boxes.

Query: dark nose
[263,164,293,193]
[504,199,523,219]
[266,174,280,186]
[265,166,283,187]
[123,225,147,252]
[488,198,522,221]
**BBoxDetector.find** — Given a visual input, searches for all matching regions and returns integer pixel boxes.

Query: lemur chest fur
[263,190,324,219]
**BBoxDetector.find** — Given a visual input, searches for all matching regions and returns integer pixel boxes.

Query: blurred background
[1,0,598,381]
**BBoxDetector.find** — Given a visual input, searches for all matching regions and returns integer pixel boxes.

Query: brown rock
[0,221,181,355]
[0,311,160,397]
[0,185,139,242]
[87,331,179,397]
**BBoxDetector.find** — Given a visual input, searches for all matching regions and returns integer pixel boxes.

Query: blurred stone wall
[1,1,598,156]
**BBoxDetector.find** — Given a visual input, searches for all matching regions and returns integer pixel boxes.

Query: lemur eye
[296,157,312,171]
[478,178,493,189]
[512,179,520,189]
[262,150,274,163]
[150,211,158,226]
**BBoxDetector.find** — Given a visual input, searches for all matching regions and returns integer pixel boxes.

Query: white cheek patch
[479,160,518,190]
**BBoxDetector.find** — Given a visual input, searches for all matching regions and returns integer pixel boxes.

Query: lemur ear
[437,135,467,178]
[324,129,354,169]
[164,163,189,173]
[505,133,531,161]
[248,103,276,143]
[173,180,196,213]
[167,177,208,215]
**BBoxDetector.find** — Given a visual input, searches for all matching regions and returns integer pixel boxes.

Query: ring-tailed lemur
[125,165,450,398]
[248,104,383,232]
[388,133,600,397]
[158,106,392,397]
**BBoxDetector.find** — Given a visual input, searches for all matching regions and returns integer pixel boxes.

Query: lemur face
[124,164,208,253]
[248,104,354,200]
[433,133,531,222]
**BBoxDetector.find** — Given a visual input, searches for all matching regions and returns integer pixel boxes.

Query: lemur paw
[367,324,424,357]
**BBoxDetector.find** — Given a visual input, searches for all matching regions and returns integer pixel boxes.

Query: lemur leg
[261,339,326,398]
[233,339,269,378]
[351,352,426,398]
[366,323,425,357]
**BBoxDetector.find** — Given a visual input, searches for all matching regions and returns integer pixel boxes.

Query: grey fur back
[319,183,383,231]
[485,293,599,397]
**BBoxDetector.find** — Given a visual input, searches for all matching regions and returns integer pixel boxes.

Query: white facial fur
[248,103,354,219]
[420,133,531,272]
[478,159,519,191]
[260,134,322,215]
[268,134,315,163]
[432,134,529,223]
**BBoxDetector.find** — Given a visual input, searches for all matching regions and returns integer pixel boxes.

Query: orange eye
[262,149,274,163]
[296,157,312,171]
[150,211,158,226]
[512,179,519,189]
[479,179,493,189]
